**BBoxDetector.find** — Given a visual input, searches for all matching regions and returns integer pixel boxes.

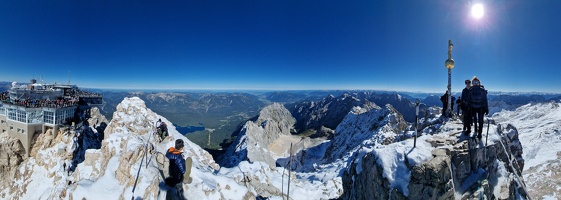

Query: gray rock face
[0,135,25,190]
[341,153,398,200]
[326,102,409,162]
[220,103,296,167]
[341,121,529,200]
[288,94,364,136]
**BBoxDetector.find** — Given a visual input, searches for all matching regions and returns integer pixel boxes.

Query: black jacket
[468,85,488,110]
[461,87,470,110]
[165,147,186,185]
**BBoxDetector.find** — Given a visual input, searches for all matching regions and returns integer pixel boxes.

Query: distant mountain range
[2,81,560,153]
[0,81,12,92]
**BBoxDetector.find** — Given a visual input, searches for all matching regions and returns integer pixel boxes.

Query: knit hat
[472,76,481,85]
[175,139,184,150]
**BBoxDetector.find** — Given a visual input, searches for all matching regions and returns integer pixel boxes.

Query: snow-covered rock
[341,119,529,199]
[71,97,223,199]
[493,101,561,198]
[220,102,328,169]
[0,97,246,200]
[325,102,409,162]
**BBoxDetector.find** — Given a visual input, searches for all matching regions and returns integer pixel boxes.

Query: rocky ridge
[220,102,326,168]
[341,119,529,200]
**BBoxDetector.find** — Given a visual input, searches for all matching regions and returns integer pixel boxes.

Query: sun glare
[471,4,484,19]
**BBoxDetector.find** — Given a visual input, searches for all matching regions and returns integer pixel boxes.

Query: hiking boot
[477,134,482,140]
[463,129,471,135]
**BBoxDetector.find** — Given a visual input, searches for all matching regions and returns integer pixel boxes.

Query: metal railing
[130,117,159,200]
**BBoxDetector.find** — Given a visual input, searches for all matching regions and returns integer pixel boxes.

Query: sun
[471,3,484,19]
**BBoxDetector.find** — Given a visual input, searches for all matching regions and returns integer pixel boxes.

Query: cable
[493,124,532,200]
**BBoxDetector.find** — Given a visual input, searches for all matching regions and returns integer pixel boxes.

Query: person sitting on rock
[157,121,168,141]
[166,139,187,199]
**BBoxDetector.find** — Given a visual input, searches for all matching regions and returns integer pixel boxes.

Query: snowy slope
[493,101,561,198]
[69,97,246,200]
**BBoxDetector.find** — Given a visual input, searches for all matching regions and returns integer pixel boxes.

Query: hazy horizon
[5,80,560,96]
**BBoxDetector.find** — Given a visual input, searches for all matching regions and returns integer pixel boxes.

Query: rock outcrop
[77,97,222,198]
[326,102,409,162]
[221,103,327,168]
[0,134,25,195]
[341,120,529,200]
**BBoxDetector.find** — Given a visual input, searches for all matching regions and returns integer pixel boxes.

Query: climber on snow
[157,119,168,142]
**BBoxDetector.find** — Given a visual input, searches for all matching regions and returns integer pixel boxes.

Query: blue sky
[1,0,560,93]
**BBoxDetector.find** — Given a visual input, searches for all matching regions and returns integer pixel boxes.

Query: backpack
[469,86,487,108]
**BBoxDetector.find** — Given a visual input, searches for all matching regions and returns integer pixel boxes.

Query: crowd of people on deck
[0,89,100,108]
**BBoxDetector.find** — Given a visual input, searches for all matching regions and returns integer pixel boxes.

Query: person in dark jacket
[158,121,168,141]
[461,79,472,134]
[467,76,489,139]
[166,139,186,198]
[440,91,449,116]
[451,95,456,115]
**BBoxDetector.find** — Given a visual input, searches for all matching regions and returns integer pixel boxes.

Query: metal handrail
[130,116,158,200]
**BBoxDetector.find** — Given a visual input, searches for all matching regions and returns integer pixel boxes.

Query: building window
[27,110,44,124]
[56,110,65,125]
[7,108,16,121]
[7,108,27,123]
[54,109,75,125]
[44,111,54,124]
[16,110,26,123]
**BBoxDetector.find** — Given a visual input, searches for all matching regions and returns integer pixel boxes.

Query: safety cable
[492,124,532,200]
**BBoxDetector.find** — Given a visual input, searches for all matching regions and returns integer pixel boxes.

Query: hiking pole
[485,115,490,146]
[414,99,420,148]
